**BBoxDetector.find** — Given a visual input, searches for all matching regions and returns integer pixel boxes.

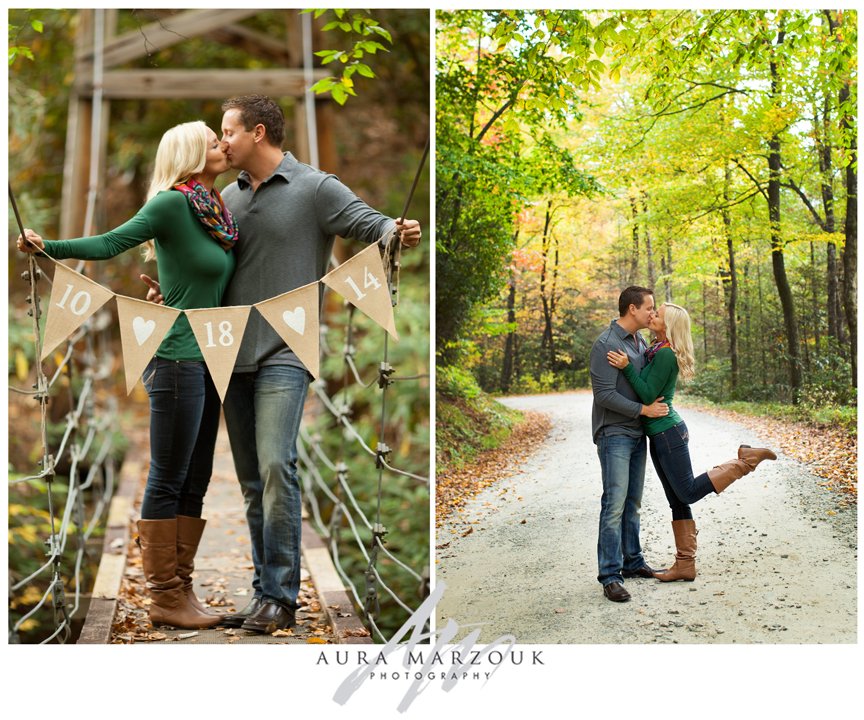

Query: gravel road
[436,390,857,644]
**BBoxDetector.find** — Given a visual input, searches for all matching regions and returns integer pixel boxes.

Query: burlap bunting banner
[41,263,115,361]
[115,296,182,395]
[320,241,398,340]
[38,250,400,398]
[184,306,252,402]
[254,281,321,378]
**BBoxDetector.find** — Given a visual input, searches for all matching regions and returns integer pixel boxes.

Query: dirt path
[436,390,857,644]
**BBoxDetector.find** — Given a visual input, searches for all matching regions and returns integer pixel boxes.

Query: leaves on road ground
[436,410,552,528]
[683,400,857,504]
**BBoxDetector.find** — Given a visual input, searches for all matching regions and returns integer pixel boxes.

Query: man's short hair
[222,95,285,148]
[618,286,654,316]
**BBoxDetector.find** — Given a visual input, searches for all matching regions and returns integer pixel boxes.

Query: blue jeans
[140,357,220,520]
[222,365,310,610]
[596,432,648,585]
[649,422,715,520]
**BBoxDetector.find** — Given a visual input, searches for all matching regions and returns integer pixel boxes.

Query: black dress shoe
[241,600,296,634]
[622,564,656,579]
[603,582,631,603]
[220,595,263,628]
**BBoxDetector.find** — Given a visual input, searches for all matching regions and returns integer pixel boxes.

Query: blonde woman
[18,121,235,628]
[607,303,776,582]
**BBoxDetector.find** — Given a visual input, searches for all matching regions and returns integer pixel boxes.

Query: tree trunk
[721,164,739,392]
[629,195,640,283]
[840,79,857,386]
[810,241,820,356]
[768,28,803,399]
[818,97,842,346]
[642,193,656,287]
[663,245,673,301]
[501,266,517,393]
[539,201,555,371]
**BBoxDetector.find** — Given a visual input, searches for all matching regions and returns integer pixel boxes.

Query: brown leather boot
[708,444,777,493]
[653,519,697,582]
[176,515,222,616]
[137,518,221,629]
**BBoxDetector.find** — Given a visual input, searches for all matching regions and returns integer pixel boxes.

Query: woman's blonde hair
[662,303,696,382]
[142,121,209,261]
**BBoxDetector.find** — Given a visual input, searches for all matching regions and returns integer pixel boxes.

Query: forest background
[436,8,857,470]
[7,8,430,641]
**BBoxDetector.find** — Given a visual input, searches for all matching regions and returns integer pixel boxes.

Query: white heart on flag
[133,316,156,345]
[282,307,306,335]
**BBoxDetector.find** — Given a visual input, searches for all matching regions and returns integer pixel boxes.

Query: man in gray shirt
[590,286,668,603]
[141,95,420,633]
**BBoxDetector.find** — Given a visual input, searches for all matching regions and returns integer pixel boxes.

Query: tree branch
[781,178,828,230]
[731,158,769,202]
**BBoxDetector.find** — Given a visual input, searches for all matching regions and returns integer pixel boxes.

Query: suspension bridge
[8,9,430,645]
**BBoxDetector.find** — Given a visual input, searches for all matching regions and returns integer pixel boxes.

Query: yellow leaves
[10,585,44,609]
[14,349,29,381]
[307,636,328,644]
[436,410,552,528]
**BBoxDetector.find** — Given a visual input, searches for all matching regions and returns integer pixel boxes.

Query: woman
[18,121,236,627]
[607,303,776,582]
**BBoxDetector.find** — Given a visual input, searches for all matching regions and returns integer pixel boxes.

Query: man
[590,286,668,603]
[145,95,421,632]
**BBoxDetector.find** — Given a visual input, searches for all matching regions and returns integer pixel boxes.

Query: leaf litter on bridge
[109,423,340,644]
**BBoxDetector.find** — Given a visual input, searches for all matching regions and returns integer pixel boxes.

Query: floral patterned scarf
[645,339,671,364]
[173,180,238,251]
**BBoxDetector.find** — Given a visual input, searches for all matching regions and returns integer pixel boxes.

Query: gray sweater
[589,319,648,443]
[222,152,395,373]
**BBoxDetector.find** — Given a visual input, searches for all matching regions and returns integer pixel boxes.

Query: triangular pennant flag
[115,296,182,395]
[185,306,251,402]
[320,242,398,340]
[254,282,320,378]
[41,263,115,361]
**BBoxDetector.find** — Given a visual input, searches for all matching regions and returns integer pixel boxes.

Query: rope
[9,187,117,645]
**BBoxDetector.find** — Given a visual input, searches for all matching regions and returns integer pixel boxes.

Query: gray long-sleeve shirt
[222,152,395,373]
[589,319,648,443]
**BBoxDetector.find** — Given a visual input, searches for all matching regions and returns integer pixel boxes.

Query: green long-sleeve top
[621,346,683,436]
[42,190,236,361]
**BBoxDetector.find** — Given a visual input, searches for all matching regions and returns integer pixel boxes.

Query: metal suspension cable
[9,184,118,644]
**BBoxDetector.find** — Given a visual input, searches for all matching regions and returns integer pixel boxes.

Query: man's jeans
[140,358,220,520]
[649,422,715,521]
[596,431,647,586]
[223,365,310,610]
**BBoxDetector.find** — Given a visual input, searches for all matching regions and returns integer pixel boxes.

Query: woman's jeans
[222,364,310,611]
[648,422,716,520]
[596,431,647,586]
[140,357,220,520]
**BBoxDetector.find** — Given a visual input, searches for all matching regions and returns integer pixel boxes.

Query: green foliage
[438,8,856,416]
[8,479,104,642]
[436,373,523,473]
[680,358,733,403]
[437,364,482,401]
[306,9,393,105]
[436,9,615,364]
[8,13,43,64]
[688,397,856,435]
[510,371,559,395]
